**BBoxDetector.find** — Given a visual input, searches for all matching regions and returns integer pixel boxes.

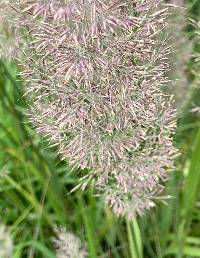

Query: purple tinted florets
[2,0,177,218]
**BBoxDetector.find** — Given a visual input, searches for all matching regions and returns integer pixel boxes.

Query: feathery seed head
[1,0,178,218]
[52,227,88,258]
[0,224,13,258]
[165,0,192,110]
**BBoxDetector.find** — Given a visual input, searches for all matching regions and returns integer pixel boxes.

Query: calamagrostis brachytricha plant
[52,227,87,258]
[166,0,192,110]
[0,1,18,58]
[0,224,13,258]
[1,0,177,218]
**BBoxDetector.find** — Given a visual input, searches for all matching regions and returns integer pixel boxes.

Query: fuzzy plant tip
[0,224,13,258]
[0,0,178,218]
[52,227,88,258]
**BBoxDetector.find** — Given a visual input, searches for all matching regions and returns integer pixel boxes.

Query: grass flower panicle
[1,0,177,218]
[0,224,13,258]
[165,0,193,110]
[52,227,88,258]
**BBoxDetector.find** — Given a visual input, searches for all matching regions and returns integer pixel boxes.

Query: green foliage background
[1,1,200,257]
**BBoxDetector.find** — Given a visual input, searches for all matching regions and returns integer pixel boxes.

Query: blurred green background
[1,1,200,257]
